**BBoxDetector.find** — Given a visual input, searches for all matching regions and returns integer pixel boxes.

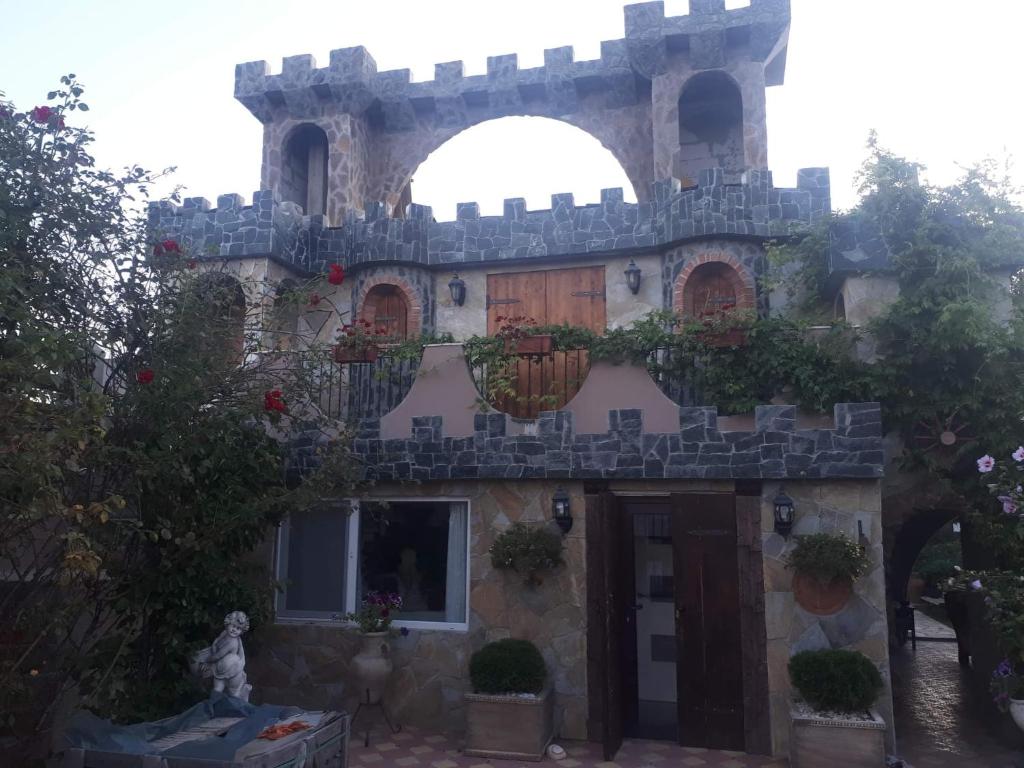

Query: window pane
[359,501,467,624]
[284,506,348,613]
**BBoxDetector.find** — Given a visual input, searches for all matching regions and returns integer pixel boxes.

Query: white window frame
[275,497,471,632]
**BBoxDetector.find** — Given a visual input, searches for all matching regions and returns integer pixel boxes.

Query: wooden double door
[486,266,605,418]
[586,491,770,759]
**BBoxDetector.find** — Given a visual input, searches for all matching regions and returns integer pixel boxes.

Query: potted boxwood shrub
[464,639,554,761]
[788,649,886,768]
[786,532,870,615]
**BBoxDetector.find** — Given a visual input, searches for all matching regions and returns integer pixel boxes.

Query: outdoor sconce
[773,487,795,538]
[448,273,467,307]
[624,259,642,295]
[552,486,573,535]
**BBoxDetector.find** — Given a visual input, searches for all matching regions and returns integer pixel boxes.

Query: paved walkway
[893,612,1023,767]
[350,728,787,768]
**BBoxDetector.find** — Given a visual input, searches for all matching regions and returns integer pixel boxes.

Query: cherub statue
[190,610,252,702]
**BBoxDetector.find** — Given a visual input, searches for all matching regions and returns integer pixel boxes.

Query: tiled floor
[350,728,787,768]
[892,612,1024,768]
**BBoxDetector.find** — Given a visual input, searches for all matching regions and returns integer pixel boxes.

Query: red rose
[264,390,286,413]
[30,106,52,123]
[186,259,198,270]
[327,264,345,285]
[308,292,321,307]
[161,239,180,253]
[136,369,155,385]
[153,244,163,256]
[376,327,387,335]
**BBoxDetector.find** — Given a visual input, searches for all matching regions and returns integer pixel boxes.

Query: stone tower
[234,0,791,224]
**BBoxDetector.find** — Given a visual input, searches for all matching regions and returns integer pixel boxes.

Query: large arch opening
[281,123,328,216]
[677,71,744,179]
[411,116,638,221]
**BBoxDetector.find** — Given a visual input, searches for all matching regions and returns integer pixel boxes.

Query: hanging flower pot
[334,344,379,364]
[505,334,553,357]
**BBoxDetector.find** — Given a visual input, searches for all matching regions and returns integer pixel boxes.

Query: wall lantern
[448,273,467,307]
[624,259,642,295]
[773,487,795,538]
[552,486,573,535]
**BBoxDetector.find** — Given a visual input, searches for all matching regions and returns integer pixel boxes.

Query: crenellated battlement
[147,165,827,273]
[235,0,790,125]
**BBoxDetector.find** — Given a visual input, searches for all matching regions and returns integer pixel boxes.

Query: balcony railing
[303,353,418,422]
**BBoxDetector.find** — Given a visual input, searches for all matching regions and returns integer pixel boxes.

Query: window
[276,499,470,630]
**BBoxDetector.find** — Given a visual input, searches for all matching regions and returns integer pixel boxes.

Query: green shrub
[786,532,870,583]
[489,522,564,586]
[470,639,547,695]
[789,649,883,713]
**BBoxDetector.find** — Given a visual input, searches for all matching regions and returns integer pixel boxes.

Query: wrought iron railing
[302,352,418,422]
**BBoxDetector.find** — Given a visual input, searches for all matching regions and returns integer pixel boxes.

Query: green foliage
[0,80,358,753]
[489,522,564,587]
[786,533,870,584]
[913,536,961,589]
[789,649,883,713]
[469,638,547,695]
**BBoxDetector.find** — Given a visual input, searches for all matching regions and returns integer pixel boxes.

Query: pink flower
[970,579,983,591]
[999,496,1018,515]
[978,455,995,473]
[30,106,53,123]
[1013,446,1024,462]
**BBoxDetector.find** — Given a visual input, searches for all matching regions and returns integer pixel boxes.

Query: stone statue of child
[190,610,252,702]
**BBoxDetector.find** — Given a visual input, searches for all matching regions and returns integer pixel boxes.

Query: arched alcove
[674,257,755,318]
[281,123,328,216]
[196,273,248,362]
[410,116,638,220]
[357,278,421,339]
[677,71,744,178]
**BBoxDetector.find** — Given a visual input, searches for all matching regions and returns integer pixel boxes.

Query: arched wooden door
[362,284,409,339]
[686,263,738,318]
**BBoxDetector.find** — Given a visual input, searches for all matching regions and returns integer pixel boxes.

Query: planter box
[697,328,749,348]
[464,687,554,762]
[334,344,379,364]
[504,335,553,357]
[789,707,885,768]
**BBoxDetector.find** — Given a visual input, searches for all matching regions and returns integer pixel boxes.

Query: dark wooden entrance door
[672,493,745,750]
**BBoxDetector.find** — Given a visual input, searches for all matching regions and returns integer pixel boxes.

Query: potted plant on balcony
[464,639,554,761]
[334,319,389,363]
[788,649,886,768]
[496,315,553,356]
[786,532,870,615]
[345,591,403,704]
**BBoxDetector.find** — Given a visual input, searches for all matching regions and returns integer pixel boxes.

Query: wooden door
[585,491,627,761]
[365,284,409,339]
[485,267,605,418]
[672,493,745,750]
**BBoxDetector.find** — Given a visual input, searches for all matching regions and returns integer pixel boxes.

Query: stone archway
[672,252,756,318]
[887,507,961,603]
[356,275,423,338]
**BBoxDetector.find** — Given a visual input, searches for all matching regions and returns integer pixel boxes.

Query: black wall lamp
[552,486,573,535]
[773,486,795,538]
[448,273,467,306]
[624,259,642,295]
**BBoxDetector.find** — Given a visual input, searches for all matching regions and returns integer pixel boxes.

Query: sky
[2,0,1022,220]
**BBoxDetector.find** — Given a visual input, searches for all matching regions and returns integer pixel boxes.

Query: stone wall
[247,479,589,739]
[759,479,894,755]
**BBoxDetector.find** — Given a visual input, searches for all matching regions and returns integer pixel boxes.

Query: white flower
[977,455,996,473]
[1013,447,1024,462]
[970,579,983,590]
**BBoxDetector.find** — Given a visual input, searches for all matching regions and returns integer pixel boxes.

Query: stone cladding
[305,403,883,483]
[146,167,829,276]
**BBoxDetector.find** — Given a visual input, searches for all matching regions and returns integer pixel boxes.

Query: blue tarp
[59,693,304,759]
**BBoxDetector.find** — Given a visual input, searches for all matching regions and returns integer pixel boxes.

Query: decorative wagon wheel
[912,409,976,454]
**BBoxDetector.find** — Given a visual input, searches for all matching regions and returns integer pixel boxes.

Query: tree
[0,79,356,762]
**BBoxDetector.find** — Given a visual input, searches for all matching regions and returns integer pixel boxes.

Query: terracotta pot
[504,335,553,356]
[792,572,853,616]
[351,631,392,704]
[1010,699,1024,733]
[334,344,379,364]
[697,327,749,348]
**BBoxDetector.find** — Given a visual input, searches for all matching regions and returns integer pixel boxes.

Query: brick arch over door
[356,276,423,338]
[672,253,756,318]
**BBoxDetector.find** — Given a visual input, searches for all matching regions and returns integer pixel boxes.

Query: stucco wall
[759,479,892,755]
[248,480,589,739]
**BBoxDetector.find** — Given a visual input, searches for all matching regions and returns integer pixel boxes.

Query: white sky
[2,0,1022,220]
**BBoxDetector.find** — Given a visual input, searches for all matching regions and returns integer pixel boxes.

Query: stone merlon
[234,0,790,125]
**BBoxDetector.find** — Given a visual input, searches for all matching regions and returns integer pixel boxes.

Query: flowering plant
[336,319,391,349]
[991,658,1024,710]
[976,447,1024,518]
[345,591,402,633]
[494,315,538,342]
